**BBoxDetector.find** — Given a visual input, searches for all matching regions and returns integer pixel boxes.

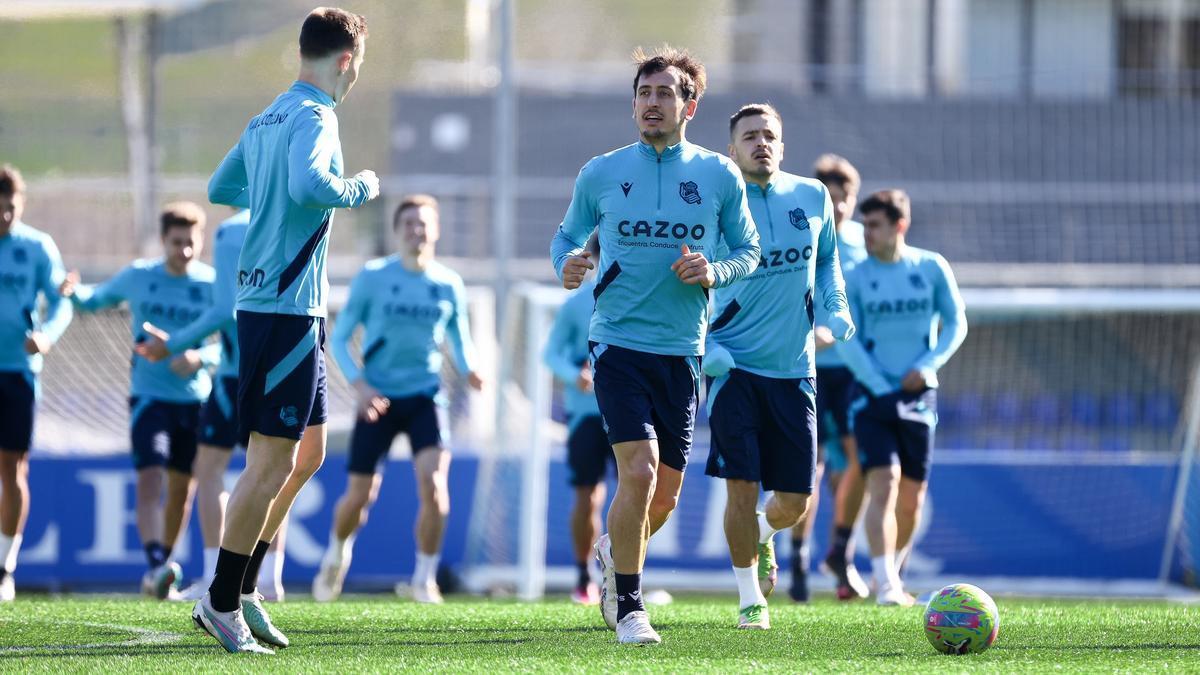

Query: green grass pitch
[0,594,1198,672]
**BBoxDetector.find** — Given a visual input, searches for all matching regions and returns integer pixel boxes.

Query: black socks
[241,540,271,595]
[209,548,251,612]
[614,572,644,621]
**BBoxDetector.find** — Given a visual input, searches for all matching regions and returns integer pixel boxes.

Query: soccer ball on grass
[922,583,999,655]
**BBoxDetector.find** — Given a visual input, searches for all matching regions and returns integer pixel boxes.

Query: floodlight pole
[116,12,161,254]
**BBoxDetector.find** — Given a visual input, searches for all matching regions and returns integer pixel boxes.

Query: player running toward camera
[313,195,483,604]
[0,164,72,602]
[703,105,855,629]
[837,189,967,606]
[543,235,611,606]
[60,202,216,602]
[192,7,379,654]
[136,209,288,602]
[790,154,870,603]
[551,46,760,644]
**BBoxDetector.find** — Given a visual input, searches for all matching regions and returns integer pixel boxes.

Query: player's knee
[775,492,811,524]
[620,462,657,494]
[648,490,678,520]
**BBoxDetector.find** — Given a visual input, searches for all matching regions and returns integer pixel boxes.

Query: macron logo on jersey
[621,182,633,197]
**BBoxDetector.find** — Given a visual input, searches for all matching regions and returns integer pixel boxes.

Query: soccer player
[703,105,854,629]
[790,154,870,602]
[136,209,289,602]
[837,189,967,605]
[0,164,71,602]
[192,7,379,654]
[551,46,760,644]
[543,235,610,605]
[59,202,216,601]
[313,194,482,604]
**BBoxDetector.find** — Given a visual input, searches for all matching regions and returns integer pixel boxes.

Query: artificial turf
[0,594,1197,672]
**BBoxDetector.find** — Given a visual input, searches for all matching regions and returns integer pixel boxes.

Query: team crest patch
[789,208,810,230]
[679,181,702,205]
[909,273,926,289]
[279,405,300,428]
[12,247,26,264]
[189,285,205,303]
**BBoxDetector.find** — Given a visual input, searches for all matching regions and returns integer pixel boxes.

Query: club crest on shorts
[279,405,300,428]
[679,181,701,205]
[789,208,810,230]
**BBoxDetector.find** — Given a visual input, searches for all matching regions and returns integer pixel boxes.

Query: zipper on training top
[761,189,775,239]
[656,154,662,212]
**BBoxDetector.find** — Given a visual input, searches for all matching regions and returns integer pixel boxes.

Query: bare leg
[259,424,326,544]
[413,447,451,555]
[647,464,683,536]
[607,439,658,574]
[0,453,30,538]
[332,473,383,540]
[192,445,233,549]
[894,477,927,569]
[162,468,195,550]
[220,433,298,555]
[571,483,606,566]
[136,467,166,556]
[724,479,760,568]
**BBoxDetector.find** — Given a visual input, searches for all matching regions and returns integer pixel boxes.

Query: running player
[703,105,854,629]
[59,202,215,601]
[0,164,72,602]
[192,7,378,654]
[136,209,289,602]
[838,189,967,605]
[551,46,760,644]
[543,235,609,605]
[790,154,869,602]
[313,194,483,604]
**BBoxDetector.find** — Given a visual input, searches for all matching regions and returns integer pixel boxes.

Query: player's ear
[337,49,353,74]
[683,98,698,121]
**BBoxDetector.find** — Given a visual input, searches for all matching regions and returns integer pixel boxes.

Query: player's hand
[135,322,172,362]
[901,369,929,393]
[671,245,716,288]
[355,379,390,423]
[355,170,380,201]
[702,342,735,378]
[561,251,594,290]
[575,362,594,393]
[170,350,204,377]
[467,371,485,392]
[827,310,856,342]
[58,270,80,298]
[813,326,835,351]
[24,332,51,356]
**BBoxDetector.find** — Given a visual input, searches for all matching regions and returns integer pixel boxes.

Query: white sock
[258,551,282,589]
[0,534,21,574]
[202,547,219,581]
[733,565,766,609]
[326,532,355,567]
[872,554,899,590]
[414,552,440,587]
[757,512,779,545]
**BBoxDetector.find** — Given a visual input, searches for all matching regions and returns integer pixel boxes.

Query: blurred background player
[60,202,216,601]
[704,104,854,629]
[0,164,72,602]
[837,189,967,606]
[193,7,378,654]
[551,46,760,644]
[790,154,870,602]
[314,194,483,604]
[136,209,288,602]
[542,235,609,606]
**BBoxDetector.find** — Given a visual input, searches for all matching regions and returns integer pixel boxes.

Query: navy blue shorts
[130,397,200,473]
[589,342,699,472]
[852,388,938,482]
[567,414,614,487]
[817,366,858,471]
[705,369,818,494]
[237,311,328,442]
[199,375,240,449]
[347,392,445,475]
[0,372,36,453]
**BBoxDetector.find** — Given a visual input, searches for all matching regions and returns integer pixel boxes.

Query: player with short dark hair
[313,195,483,604]
[60,202,216,602]
[551,45,760,644]
[136,208,288,602]
[544,235,611,606]
[193,6,379,654]
[704,105,854,629]
[789,153,870,602]
[838,188,967,606]
[0,163,72,602]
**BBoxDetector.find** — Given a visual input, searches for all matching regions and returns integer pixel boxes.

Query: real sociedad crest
[789,208,810,230]
[679,181,702,205]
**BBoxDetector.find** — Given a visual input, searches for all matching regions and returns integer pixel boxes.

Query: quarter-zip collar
[291,80,336,108]
[744,180,777,197]
[637,140,685,162]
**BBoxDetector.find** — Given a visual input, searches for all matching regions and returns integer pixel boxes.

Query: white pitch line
[0,621,187,654]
